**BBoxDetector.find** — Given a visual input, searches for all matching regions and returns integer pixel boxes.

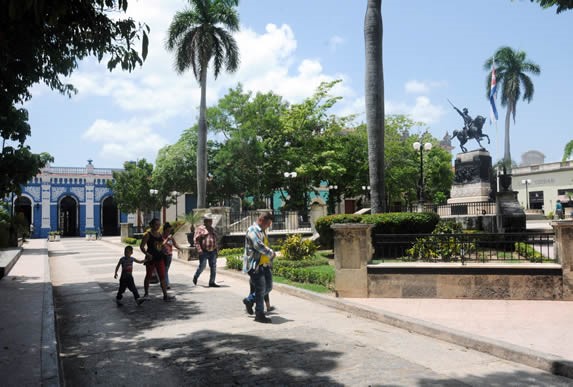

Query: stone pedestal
[178,246,198,261]
[120,223,133,242]
[309,202,327,234]
[496,191,526,232]
[448,150,492,204]
[331,223,372,298]
[552,220,573,300]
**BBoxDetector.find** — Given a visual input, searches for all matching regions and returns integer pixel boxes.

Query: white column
[85,179,95,228]
[41,181,51,228]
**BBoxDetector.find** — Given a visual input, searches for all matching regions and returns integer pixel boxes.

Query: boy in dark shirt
[114,246,147,306]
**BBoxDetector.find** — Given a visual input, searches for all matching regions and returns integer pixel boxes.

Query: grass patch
[272,275,332,293]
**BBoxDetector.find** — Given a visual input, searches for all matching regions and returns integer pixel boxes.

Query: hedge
[315,212,440,248]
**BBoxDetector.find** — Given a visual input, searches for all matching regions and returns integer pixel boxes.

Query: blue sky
[23,0,572,169]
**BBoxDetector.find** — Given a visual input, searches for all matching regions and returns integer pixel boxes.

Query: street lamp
[149,189,159,223]
[521,179,532,210]
[413,141,432,204]
[284,171,297,178]
[328,185,338,214]
[171,191,179,219]
[361,185,371,207]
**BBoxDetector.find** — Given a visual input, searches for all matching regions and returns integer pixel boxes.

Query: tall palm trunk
[504,100,513,174]
[196,66,208,208]
[364,0,385,213]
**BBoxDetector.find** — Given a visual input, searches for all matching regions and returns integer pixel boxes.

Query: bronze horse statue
[452,115,490,152]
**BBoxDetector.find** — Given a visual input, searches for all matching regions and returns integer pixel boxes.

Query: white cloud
[386,96,445,124]
[328,35,345,52]
[404,80,447,94]
[405,80,430,94]
[62,6,363,162]
[83,119,168,163]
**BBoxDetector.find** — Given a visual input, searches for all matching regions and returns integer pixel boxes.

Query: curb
[40,241,61,387]
[209,261,573,380]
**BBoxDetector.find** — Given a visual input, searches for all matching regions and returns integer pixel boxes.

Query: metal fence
[373,232,555,264]
[228,211,311,233]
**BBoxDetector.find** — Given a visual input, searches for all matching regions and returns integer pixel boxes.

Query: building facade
[513,159,573,215]
[13,160,127,239]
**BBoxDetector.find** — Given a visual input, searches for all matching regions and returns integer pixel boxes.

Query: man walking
[243,212,276,323]
[193,214,220,287]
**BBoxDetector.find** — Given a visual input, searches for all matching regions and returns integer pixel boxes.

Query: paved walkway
[0,236,572,386]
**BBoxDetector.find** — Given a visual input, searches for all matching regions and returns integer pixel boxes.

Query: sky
[23,0,573,169]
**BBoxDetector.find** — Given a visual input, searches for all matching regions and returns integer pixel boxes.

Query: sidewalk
[1,236,572,385]
[0,238,59,386]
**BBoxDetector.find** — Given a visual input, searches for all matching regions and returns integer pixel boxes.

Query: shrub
[407,220,473,262]
[280,234,317,261]
[515,242,545,263]
[273,265,334,288]
[226,255,243,271]
[315,212,440,248]
[219,247,243,257]
[124,237,138,245]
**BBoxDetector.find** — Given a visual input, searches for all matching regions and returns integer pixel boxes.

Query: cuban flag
[489,62,499,123]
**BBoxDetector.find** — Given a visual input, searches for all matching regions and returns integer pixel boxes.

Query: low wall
[332,221,573,300]
[367,264,562,300]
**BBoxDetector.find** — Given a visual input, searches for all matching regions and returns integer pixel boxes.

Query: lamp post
[413,141,432,205]
[149,189,159,223]
[328,184,338,214]
[521,179,532,210]
[361,185,371,207]
[171,191,179,220]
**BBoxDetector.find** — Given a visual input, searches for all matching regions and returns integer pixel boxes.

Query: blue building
[13,160,127,238]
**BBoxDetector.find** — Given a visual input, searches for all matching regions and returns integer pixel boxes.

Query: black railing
[228,211,311,233]
[373,232,555,264]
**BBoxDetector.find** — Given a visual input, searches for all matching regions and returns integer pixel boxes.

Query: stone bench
[0,248,22,279]
[178,246,198,261]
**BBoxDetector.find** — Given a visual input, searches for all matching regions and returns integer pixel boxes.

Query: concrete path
[0,239,59,386]
[48,237,571,386]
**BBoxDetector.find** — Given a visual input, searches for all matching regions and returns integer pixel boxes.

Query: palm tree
[166,0,240,209]
[364,0,385,213]
[563,140,573,162]
[484,47,540,174]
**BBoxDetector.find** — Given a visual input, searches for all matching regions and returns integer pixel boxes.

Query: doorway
[59,196,78,236]
[101,196,119,236]
[13,196,32,226]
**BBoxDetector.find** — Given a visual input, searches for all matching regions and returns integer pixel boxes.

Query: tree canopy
[1,0,149,199]
[165,0,240,209]
[528,0,573,13]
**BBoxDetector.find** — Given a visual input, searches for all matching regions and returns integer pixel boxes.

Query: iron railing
[373,232,555,264]
[228,211,311,233]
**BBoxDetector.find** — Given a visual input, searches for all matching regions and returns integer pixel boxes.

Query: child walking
[114,245,147,306]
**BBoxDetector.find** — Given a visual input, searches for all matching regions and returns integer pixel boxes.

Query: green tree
[1,0,149,199]
[563,140,573,161]
[1,0,149,119]
[527,0,573,13]
[364,0,385,213]
[484,47,540,175]
[208,85,287,204]
[154,127,199,197]
[108,159,158,227]
[166,0,240,209]
[0,106,53,198]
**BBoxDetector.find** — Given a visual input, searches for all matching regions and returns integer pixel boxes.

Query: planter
[48,235,55,242]
[186,231,195,246]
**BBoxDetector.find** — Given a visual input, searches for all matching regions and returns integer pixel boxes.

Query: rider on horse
[449,100,490,153]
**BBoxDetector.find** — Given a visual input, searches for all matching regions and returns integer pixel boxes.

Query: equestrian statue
[449,99,490,153]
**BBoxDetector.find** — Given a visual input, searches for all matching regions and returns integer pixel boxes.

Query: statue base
[496,191,526,233]
[448,150,493,204]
